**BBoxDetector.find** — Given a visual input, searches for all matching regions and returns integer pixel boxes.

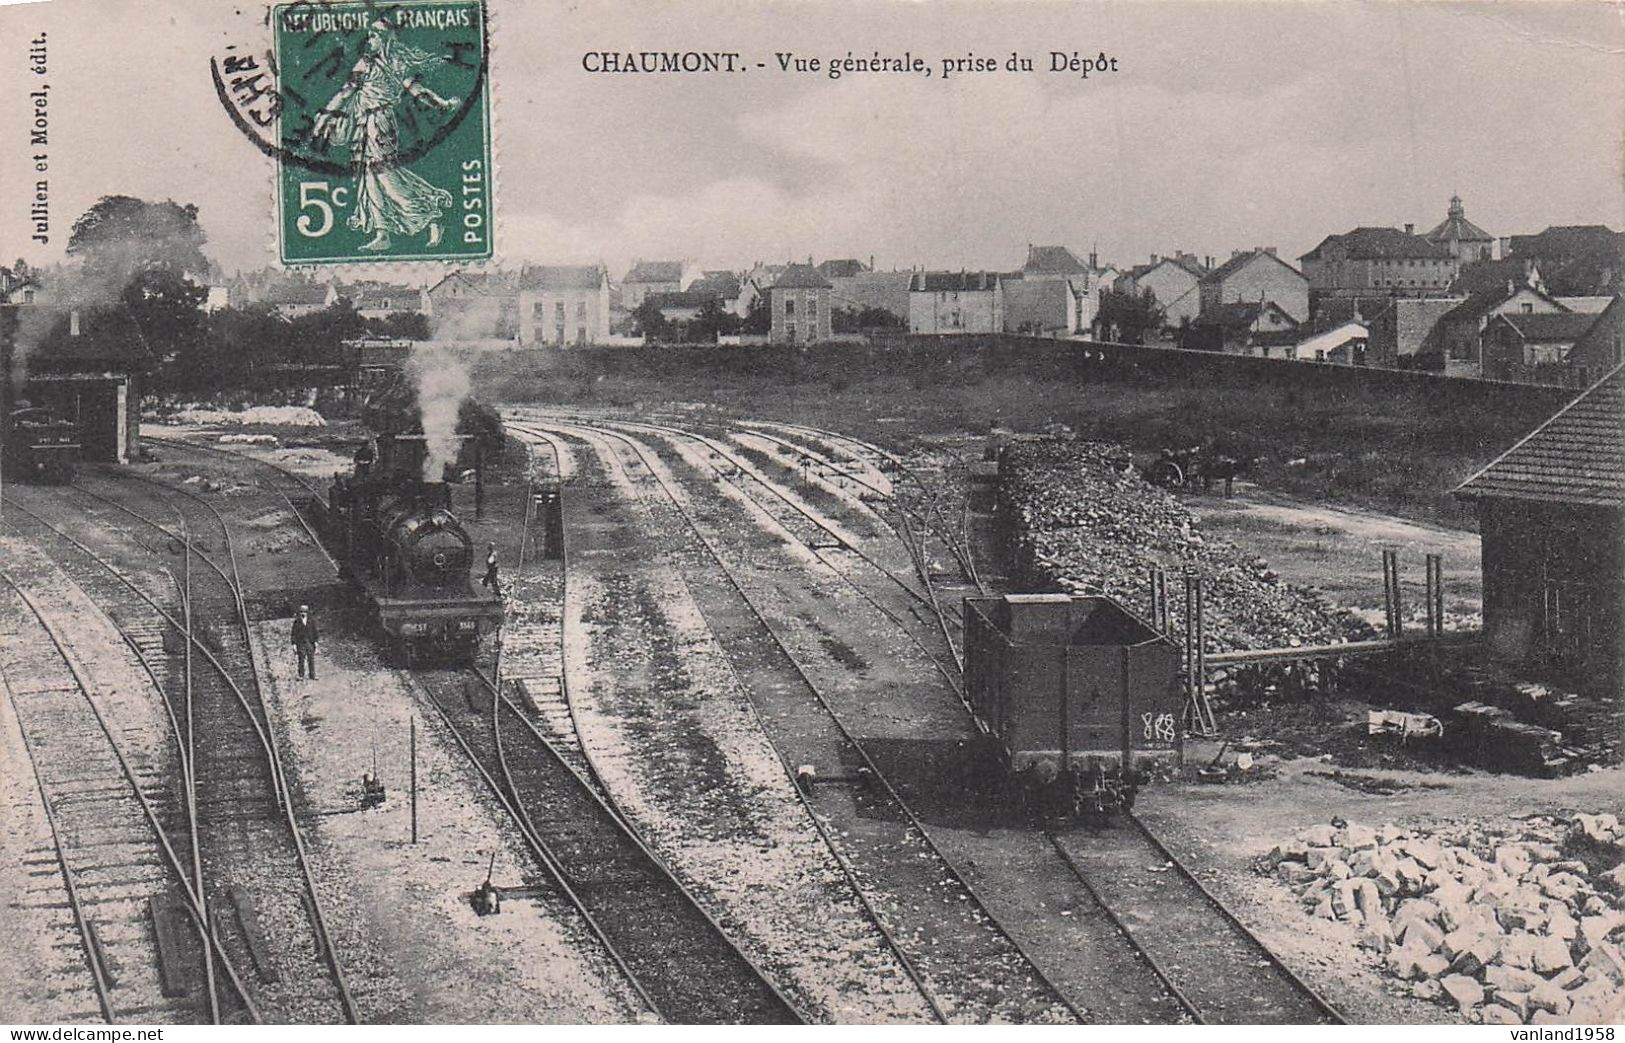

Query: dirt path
[1187,483,1483,628]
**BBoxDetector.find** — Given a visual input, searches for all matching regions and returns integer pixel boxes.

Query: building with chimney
[517,265,611,347]
[1434,284,1569,378]
[1114,253,1207,327]
[620,260,699,309]
[1198,247,1309,323]
[1299,226,1458,301]
[1505,226,1625,297]
[908,271,1006,334]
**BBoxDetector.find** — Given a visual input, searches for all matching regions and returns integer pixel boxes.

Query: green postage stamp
[272,1,492,264]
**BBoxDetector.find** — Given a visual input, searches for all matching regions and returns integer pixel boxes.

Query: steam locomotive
[3,405,81,483]
[326,432,503,665]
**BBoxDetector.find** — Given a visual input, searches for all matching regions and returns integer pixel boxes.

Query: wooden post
[1428,553,1444,638]
[1189,571,1202,727]
[1059,644,1071,780]
[1119,645,1133,768]
[409,717,418,845]
[1382,550,1402,641]
[1194,573,1206,708]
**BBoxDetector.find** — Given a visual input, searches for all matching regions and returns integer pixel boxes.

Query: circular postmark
[210,0,490,178]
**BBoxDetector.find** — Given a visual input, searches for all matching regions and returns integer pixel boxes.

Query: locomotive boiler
[326,432,503,665]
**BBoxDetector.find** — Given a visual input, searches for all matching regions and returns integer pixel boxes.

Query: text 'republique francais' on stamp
[210,0,493,266]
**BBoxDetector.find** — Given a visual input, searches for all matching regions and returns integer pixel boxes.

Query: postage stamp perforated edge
[261,0,498,271]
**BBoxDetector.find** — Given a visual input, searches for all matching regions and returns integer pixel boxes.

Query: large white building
[518,265,612,347]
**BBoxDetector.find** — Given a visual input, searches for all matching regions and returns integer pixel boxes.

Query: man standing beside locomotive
[482,542,501,597]
[292,605,320,680]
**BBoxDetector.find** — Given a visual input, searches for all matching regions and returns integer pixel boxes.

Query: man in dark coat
[292,604,319,680]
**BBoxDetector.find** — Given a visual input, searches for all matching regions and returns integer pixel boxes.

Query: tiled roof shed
[1456,365,1625,508]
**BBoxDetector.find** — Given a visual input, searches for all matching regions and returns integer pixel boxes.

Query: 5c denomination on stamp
[217,0,494,265]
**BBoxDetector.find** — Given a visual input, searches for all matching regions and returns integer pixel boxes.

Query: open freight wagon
[963,593,1182,815]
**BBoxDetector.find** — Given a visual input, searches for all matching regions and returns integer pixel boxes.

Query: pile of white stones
[1266,814,1625,1024]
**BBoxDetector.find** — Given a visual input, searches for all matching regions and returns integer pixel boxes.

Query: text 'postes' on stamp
[214,0,494,265]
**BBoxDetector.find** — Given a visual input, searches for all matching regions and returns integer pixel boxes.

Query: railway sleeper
[228,886,285,984]
[148,897,198,998]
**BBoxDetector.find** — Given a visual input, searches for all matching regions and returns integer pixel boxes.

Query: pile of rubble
[164,404,327,428]
[1265,815,1625,1024]
[997,438,1355,653]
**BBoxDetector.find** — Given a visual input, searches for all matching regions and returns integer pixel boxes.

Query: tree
[177,304,286,393]
[287,300,367,365]
[687,298,741,343]
[1096,287,1163,344]
[367,311,432,340]
[65,197,211,387]
[741,293,771,335]
[833,305,905,333]
[67,196,209,282]
[630,298,670,341]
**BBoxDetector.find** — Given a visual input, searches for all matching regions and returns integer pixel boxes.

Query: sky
[2,0,1622,280]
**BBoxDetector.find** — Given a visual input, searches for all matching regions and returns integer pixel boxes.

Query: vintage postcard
[1,0,1622,1031]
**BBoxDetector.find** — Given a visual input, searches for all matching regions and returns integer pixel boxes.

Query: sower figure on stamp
[482,542,501,597]
[311,19,458,251]
[292,604,320,680]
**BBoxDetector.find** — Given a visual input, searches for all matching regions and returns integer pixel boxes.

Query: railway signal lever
[472,852,502,916]
[795,763,873,795]
[361,771,386,808]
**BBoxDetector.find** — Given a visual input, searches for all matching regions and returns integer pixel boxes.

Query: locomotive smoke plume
[407,343,471,482]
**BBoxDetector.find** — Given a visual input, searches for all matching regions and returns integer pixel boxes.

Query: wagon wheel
[1144,459,1184,488]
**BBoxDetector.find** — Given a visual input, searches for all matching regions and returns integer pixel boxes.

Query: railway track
[2,476,359,1023]
[1049,818,1344,1025]
[152,430,801,1023]
[138,435,338,573]
[513,423,955,1023]
[527,418,1084,1023]
[598,419,968,683]
[410,667,805,1025]
[742,420,987,597]
[728,422,1348,1024]
[131,420,1345,1024]
[492,429,593,783]
[535,413,1351,1024]
[0,573,233,1024]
